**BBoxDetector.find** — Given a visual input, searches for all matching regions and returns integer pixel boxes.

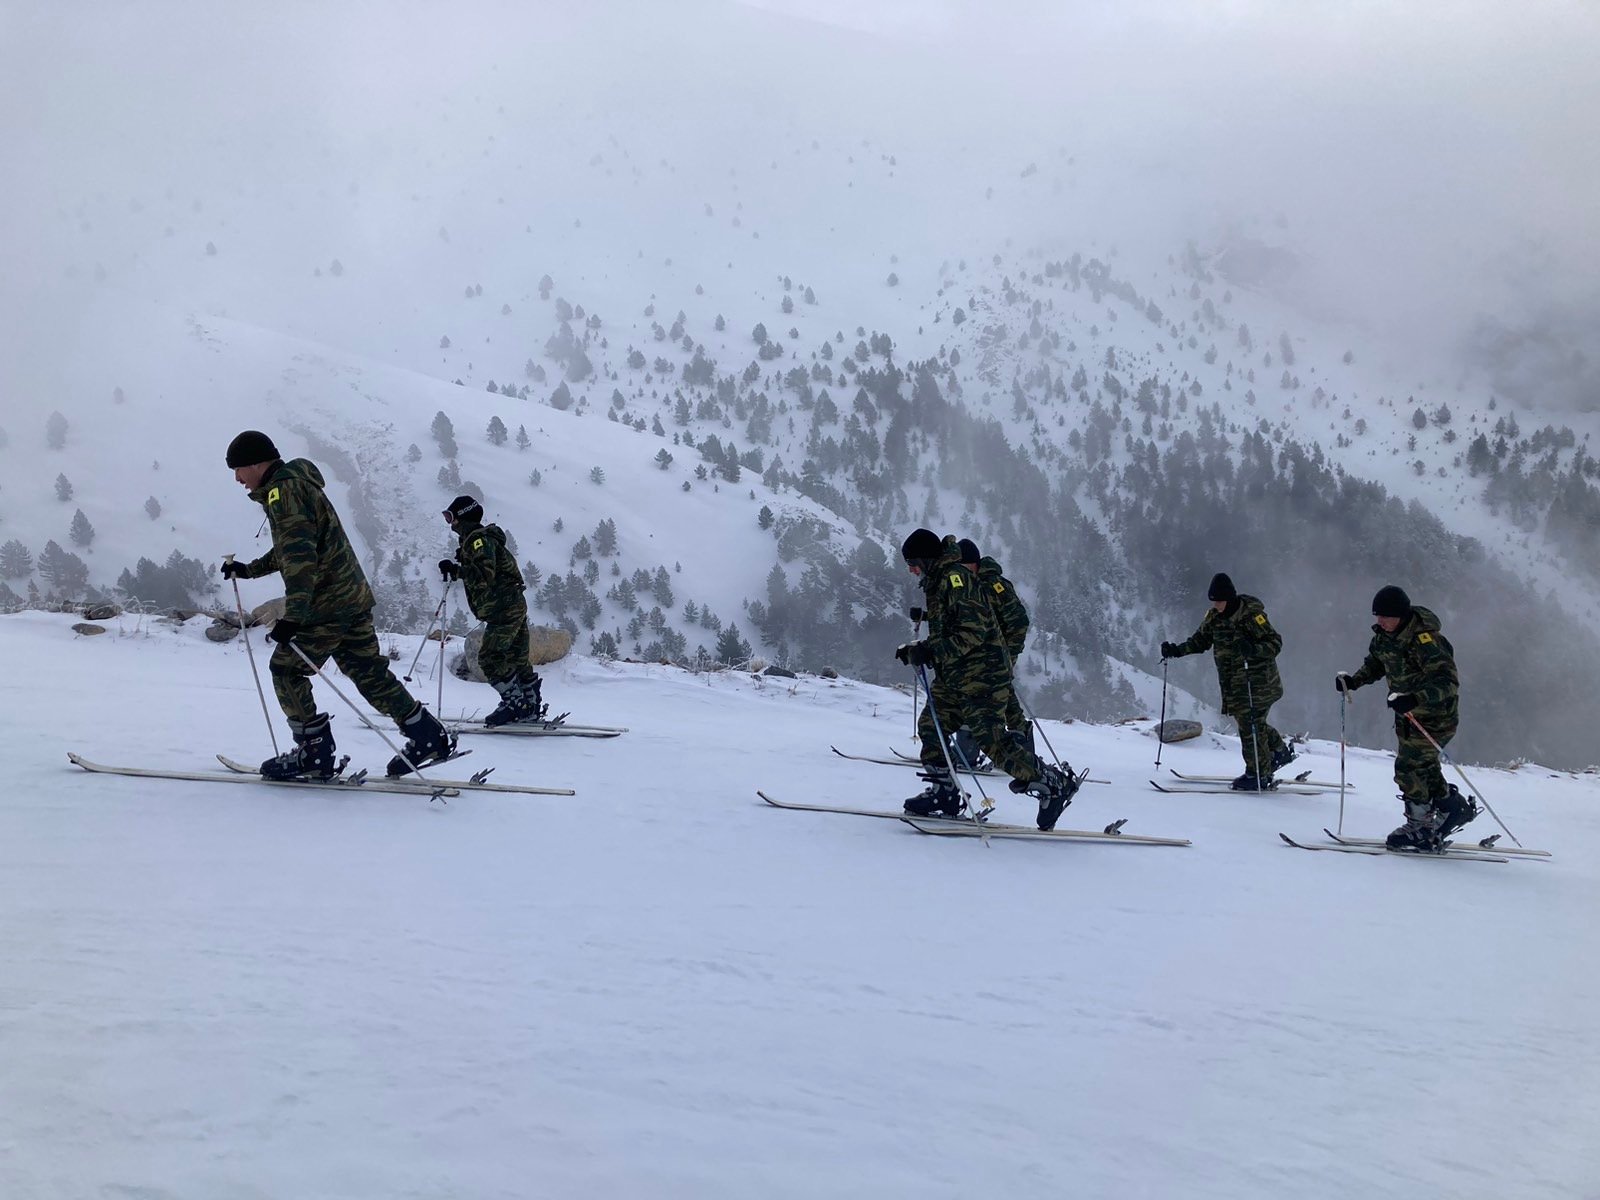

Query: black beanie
[225,430,280,468]
[1372,585,1412,618]
[444,495,485,524]
[901,528,941,563]
[1207,572,1237,602]
[957,538,981,565]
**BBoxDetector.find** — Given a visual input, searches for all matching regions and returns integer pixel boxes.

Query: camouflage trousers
[1234,705,1288,774]
[1394,713,1455,806]
[269,612,417,726]
[479,619,531,686]
[919,679,1043,785]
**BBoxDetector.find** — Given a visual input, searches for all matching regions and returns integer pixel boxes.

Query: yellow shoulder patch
[266,487,280,505]
[472,537,485,551]
[1417,631,1433,644]
[1255,613,1267,626]
[993,582,1005,595]
[948,573,965,589]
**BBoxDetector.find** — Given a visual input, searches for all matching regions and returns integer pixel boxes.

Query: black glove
[1160,641,1180,660]
[1334,672,1356,693]
[908,606,924,624]
[221,560,249,580]
[895,641,934,667]
[438,558,460,582]
[267,618,303,646]
[1386,692,1418,714]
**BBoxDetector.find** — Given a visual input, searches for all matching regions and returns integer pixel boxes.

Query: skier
[1335,585,1476,850]
[436,494,543,726]
[958,537,1032,752]
[896,528,1078,830]
[1160,572,1291,790]
[220,430,455,779]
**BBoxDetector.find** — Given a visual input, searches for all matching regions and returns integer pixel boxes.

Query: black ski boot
[260,713,337,780]
[1010,763,1080,831]
[1386,799,1443,851]
[950,728,989,772]
[387,704,456,776]
[1431,784,1479,842]
[483,676,526,727]
[1270,744,1297,773]
[1230,772,1274,791]
[904,768,964,818]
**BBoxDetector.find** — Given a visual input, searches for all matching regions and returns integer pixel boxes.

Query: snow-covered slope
[2,611,1597,1198]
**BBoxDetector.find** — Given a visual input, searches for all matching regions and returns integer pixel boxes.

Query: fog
[3,0,1597,394]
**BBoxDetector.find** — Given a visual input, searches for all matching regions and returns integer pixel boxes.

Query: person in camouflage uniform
[1161,573,1291,789]
[437,494,542,726]
[959,537,1032,750]
[896,528,1078,830]
[221,430,454,779]
[1336,585,1476,850]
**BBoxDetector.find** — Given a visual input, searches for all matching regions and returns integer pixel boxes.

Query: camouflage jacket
[918,535,1009,683]
[975,555,1029,659]
[1346,606,1458,724]
[241,458,374,625]
[451,520,528,625]
[1173,594,1284,714]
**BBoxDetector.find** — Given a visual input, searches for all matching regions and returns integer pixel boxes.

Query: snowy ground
[2,609,1597,1199]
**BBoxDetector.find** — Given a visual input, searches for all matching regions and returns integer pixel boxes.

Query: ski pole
[1337,690,1348,837]
[285,641,442,795]
[1401,709,1521,847]
[1155,656,1170,768]
[914,662,993,829]
[436,581,451,715]
[1244,662,1264,786]
[224,555,279,756]
[909,606,923,740]
[404,586,451,682]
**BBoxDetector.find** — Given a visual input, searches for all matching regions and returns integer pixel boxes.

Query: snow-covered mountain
[2,608,1597,1198]
[2,1,1598,765]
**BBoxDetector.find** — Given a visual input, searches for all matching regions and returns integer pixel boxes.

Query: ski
[216,755,575,797]
[1150,779,1330,796]
[901,817,1191,847]
[830,745,998,776]
[1278,832,1508,863]
[450,721,625,738]
[1322,830,1550,859]
[1169,768,1349,789]
[69,752,462,798]
[887,746,1111,784]
[758,792,1176,843]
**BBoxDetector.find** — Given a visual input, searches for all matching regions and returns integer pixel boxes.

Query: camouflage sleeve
[459,535,499,595]
[926,572,989,668]
[1174,615,1213,657]
[1006,586,1029,656]
[1249,610,1283,661]
[265,484,320,623]
[242,548,280,579]
[1347,645,1386,689]
[1409,632,1458,708]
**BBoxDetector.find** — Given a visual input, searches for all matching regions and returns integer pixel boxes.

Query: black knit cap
[1207,572,1237,602]
[900,527,941,563]
[225,430,280,468]
[443,495,485,524]
[1372,585,1412,618]
[957,538,981,565]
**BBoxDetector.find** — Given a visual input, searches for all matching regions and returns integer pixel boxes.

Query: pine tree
[36,540,88,595]
[714,623,752,666]
[431,411,458,457]
[55,473,73,502]
[594,518,618,556]
[145,496,162,520]
[516,424,531,451]
[654,448,674,470]
[0,539,33,579]
[46,411,68,450]
[487,415,508,445]
[758,505,774,530]
[69,508,94,548]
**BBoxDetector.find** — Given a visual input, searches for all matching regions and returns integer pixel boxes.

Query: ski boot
[904,768,965,818]
[1431,784,1480,842]
[950,728,990,772]
[1386,798,1444,851]
[260,713,338,780]
[483,675,526,727]
[1010,763,1080,831]
[387,704,457,776]
[1230,772,1275,791]
[1270,744,1297,773]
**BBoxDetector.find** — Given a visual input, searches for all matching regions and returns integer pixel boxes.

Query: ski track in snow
[2,611,1598,1198]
